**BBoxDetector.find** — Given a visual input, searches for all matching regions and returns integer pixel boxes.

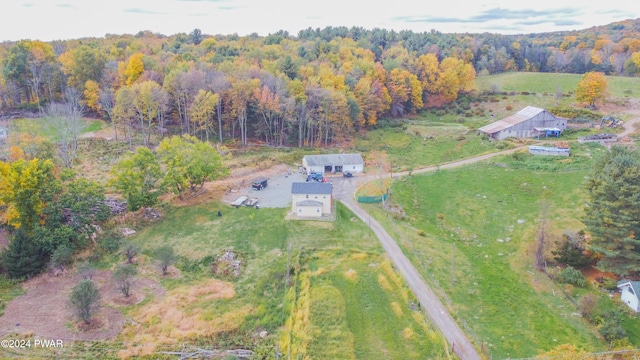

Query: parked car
[252,178,268,190]
[343,171,353,178]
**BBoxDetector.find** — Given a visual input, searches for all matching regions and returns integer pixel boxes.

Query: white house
[478,106,567,140]
[291,182,332,218]
[302,153,364,175]
[618,280,640,312]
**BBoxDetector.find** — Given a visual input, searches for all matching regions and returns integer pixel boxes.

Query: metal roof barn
[302,153,364,174]
[478,106,567,140]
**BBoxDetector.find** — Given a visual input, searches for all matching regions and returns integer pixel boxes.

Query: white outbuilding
[618,280,640,312]
[302,153,364,175]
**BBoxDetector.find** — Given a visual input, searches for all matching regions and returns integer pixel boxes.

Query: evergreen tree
[2,229,47,279]
[583,146,640,276]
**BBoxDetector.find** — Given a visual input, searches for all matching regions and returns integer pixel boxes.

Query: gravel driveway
[224,169,308,208]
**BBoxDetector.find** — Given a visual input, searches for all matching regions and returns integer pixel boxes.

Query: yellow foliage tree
[125,53,145,86]
[84,80,101,112]
[576,71,608,107]
[0,158,56,229]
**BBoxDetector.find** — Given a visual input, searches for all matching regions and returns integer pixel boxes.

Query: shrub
[113,264,137,297]
[69,279,101,325]
[579,294,598,319]
[602,278,618,291]
[76,261,97,280]
[155,245,176,276]
[559,266,586,286]
[505,105,513,111]
[599,310,627,343]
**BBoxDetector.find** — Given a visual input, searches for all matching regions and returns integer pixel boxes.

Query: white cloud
[2,0,639,41]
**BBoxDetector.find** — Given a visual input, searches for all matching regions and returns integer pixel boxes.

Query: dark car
[343,171,353,178]
[252,178,268,190]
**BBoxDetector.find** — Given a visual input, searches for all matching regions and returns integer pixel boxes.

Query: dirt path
[617,116,640,139]
[332,146,538,360]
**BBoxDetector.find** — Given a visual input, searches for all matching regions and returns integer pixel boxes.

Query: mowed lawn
[124,202,448,359]
[365,152,611,358]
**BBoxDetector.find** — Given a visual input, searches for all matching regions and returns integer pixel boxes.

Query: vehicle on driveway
[343,171,353,178]
[252,178,268,190]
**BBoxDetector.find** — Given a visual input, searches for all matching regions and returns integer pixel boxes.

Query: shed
[291,182,333,218]
[478,106,567,140]
[618,280,640,312]
[302,153,364,175]
[0,126,7,141]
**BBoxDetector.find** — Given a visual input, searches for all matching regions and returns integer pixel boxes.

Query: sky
[3,0,639,42]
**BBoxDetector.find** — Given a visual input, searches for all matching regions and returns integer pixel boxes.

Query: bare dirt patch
[0,270,164,342]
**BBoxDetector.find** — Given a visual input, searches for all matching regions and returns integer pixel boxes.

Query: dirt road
[333,146,535,360]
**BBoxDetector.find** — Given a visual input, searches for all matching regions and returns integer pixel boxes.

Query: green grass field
[110,202,449,359]
[8,117,106,142]
[474,72,640,99]
[363,146,619,358]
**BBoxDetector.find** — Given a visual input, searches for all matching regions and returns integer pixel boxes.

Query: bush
[602,278,618,291]
[579,294,598,319]
[113,264,137,298]
[558,266,586,287]
[155,245,176,276]
[599,310,627,343]
[69,279,101,325]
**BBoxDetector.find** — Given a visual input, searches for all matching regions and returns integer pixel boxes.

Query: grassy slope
[474,72,640,98]
[365,147,612,358]
[10,117,106,141]
[122,202,447,359]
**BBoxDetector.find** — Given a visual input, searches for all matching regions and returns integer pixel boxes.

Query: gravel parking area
[222,169,308,208]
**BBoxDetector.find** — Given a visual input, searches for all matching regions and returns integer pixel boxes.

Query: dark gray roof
[296,200,324,206]
[291,182,333,194]
[303,153,363,166]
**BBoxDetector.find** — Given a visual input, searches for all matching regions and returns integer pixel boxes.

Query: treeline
[1,19,640,147]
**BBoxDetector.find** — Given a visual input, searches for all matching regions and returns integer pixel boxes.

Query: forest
[1,19,640,148]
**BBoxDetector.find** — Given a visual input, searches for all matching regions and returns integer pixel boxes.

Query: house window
[629,287,635,295]
[323,196,326,199]
[306,195,309,199]
[314,196,317,199]
[298,208,301,213]
[317,208,320,212]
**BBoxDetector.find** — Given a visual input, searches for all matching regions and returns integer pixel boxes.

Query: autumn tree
[583,146,640,277]
[229,77,259,146]
[110,147,163,211]
[576,71,608,108]
[59,44,106,91]
[0,158,57,229]
[157,135,229,198]
[189,89,219,142]
[124,53,144,86]
[114,81,168,147]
